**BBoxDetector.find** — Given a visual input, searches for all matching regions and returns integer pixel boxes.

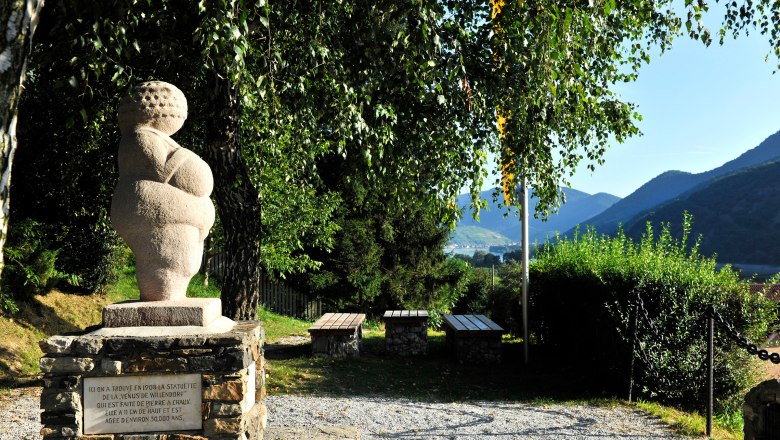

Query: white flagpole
[522,176,529,365]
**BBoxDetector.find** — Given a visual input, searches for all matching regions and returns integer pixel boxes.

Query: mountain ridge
[622,158,780,267]
[450,188,620,247]
[577,129,780,235]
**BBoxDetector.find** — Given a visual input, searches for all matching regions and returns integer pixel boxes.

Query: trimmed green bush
[530,214,775,412]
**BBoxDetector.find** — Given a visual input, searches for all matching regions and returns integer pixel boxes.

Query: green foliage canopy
[15,0,780,319]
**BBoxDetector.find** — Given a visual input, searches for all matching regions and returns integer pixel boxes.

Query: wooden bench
[383,310,429,356]
[308,313,366,357]
[442,314,504,364]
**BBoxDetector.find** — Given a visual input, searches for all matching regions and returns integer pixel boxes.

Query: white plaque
[83,374,202,434]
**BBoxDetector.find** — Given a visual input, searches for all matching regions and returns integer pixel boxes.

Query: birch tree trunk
[0,0,43,282]
[204,73,262,321]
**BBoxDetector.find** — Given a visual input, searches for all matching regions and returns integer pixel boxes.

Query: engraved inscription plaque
[83,374,202,434]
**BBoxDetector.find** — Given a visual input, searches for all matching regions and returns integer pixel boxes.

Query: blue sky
[566,15,780,198]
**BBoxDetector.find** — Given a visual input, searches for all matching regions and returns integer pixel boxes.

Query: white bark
[0,0,43,282]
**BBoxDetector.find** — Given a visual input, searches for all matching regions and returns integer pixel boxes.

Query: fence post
[628,300,639,403]
[706,304,714,438]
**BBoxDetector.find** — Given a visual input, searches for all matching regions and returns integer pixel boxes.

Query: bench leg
[311,328,362,358]
[452,335,502,364]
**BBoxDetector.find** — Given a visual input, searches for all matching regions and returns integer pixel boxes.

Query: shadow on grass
[14,297,84,336]
[0,296,87,384]
[265,331,619,404]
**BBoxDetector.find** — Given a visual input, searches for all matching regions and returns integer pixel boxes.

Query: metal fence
[204,251,322,321]
[259,273,322,320]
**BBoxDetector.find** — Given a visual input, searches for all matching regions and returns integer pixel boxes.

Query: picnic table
[308,312,366,357]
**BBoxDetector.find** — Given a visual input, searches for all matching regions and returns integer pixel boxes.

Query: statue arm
[134,127,183,182]
[160,148,192,184]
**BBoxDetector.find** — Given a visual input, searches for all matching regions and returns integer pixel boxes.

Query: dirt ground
[762,346,780,379]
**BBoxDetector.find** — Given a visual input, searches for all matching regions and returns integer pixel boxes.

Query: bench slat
[333,313,352,329]
[443,314,504,335]
[341,313,359,329]
[463,315,490,331]
[309,312,335,330]
[475,314,504,331]
[455,314,481,331]
[443,314,468,331]
[345,313,366,329]
[384,310,429,321]
[322,314,342,329]
[309,312,366,334]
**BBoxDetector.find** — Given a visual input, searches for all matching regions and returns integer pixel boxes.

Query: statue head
[118,81,188,135]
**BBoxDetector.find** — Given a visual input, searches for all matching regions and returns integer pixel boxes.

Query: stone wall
[744,379,780,440]
[39,321,266,440]
[385,320,427,356]
[311,327,362,358]
[445,330,502,365]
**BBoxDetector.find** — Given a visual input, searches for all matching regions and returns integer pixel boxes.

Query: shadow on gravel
[265,332,621,404]
[366,402,670,439]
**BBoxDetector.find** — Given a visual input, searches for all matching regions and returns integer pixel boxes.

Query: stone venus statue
[111,81,215,302]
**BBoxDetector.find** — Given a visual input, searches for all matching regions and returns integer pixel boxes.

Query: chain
[708,306,780,364]
[627,295,780,404]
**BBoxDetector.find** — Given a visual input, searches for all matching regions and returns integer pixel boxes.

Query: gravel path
[0,387,41,440]
[0,388,688,439]
[267,395,688,439]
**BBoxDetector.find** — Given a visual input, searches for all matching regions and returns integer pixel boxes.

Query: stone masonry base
[744,379,780,440]
[311,327,362,358]
[445,330,502,365]
[39,320,266,440]
[385,320,427,356]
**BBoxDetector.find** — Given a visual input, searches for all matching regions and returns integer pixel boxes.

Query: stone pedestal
[39,320,266,440]
[102,298,222,327]
[383,310,428,356]
[744,379,780,440]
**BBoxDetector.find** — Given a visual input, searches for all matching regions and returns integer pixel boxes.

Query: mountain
[448,226,515,248]
[450,188,620,246]
[622,158,780,266]
[577,129,780,235]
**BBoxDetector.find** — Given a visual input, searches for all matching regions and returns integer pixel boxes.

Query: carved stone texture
[111,81,215,302]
